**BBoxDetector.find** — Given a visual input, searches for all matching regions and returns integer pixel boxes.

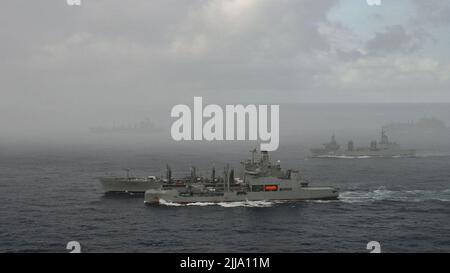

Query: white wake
[339,187,450,203]
[158,199,275,207]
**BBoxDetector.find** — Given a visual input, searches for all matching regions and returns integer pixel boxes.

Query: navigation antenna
[250,148,257,164]
[224,164,229,192]
[228,168,234,192]
[124,168,131,180]
[166,164,172,183]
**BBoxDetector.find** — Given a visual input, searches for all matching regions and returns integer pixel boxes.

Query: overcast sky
[1,0,450,137]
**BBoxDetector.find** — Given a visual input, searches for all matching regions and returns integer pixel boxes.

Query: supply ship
[99,165,227,193]
[144,150,339,204]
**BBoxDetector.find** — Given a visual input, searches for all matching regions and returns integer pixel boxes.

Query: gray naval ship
[90,118,163,134]
[99,168,164,193]
[99,166,223,193]
[144,150,339,204]
[310,128,416,158]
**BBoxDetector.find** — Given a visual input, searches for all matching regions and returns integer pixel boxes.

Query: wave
[306,199,339,203]
[415,153,450,158]
[186,202,216,207]
[158,199,275,207]
[317,155,418,159]
[217,200,274,207]
[339,187,450,203]
[158,199,184,206]
[317,155,372,159]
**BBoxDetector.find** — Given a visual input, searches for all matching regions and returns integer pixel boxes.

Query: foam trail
[317,155,372,159]
[339,188,450,203]
[218,200,274,207]
[415,152,450,158]
[159,199,183,206]
[186,202,216,206]
[159,199,275,207]
[306,200,339,203]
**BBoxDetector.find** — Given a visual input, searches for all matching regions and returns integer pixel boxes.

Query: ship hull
[100,178,163,193]
[144,187,339,204]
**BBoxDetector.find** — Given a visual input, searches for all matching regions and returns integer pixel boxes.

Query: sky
[1,0,450,139]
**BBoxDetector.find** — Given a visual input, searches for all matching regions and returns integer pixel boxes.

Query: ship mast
[211,166,216,183]
[166,164,172,183]
[124,168,131,180]
[228,168,234,192]
[250,148,257,164]
[380,127,389,144]
[223,164,229,192]
[190,166,197,183]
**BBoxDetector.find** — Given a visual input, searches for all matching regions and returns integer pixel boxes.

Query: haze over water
[1,103,450,252]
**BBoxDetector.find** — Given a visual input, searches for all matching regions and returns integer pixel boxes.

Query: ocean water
[1,147,450,253]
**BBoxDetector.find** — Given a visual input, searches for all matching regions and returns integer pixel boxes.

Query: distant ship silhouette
[90,118,163,134]
[384,117,449,133]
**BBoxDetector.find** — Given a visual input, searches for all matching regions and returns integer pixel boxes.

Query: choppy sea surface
[1,147,449,253]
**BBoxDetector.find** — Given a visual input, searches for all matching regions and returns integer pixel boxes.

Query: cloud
[169,0,337,60]
[411,0,450,26]
[0,0,450,115]
[365,25,420,54]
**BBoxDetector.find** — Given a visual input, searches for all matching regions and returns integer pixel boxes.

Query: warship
[384,117,449,133]
[310,128,416,158]
[90,118,163,134]
[144,150,339,204]
[99,165,226,193]
[99,168,164,193]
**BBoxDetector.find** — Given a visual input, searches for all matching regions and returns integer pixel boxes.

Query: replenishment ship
[99,166,225,193]
[99,170,163,193]
[144,150,339,204]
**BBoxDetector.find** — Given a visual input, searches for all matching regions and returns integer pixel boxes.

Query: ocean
[1,146,449,253]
